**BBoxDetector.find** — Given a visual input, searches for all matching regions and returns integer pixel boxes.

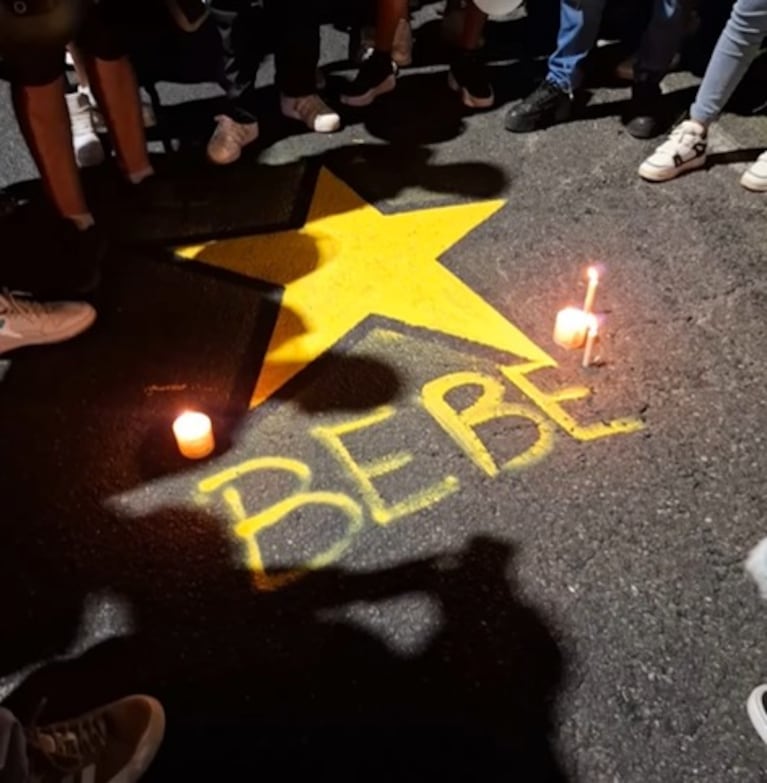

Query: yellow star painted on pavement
[176,168,553,408]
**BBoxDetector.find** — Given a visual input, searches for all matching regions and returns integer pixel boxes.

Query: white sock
[66,212,95,231]
[127,167,154,185]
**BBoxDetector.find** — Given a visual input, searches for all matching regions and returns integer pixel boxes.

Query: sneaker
[26,695,165,783]
[448,50,494,109]
[206,115,260,165]
[623,80,663,139]
[67,92,105,169]
[638,119,707,182]
[392,17,413,68]
[340,50,397,108]
[748,685,767,745]
[740,151,767,192]
[0,290,96,355]
[505,80,573,133]
[90,93,157,134]
[281,94,341,133]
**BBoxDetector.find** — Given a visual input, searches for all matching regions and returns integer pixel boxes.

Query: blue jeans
[547,0,687,92]
[690,0,767,124]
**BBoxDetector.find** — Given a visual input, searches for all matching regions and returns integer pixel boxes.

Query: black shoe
[623,81,663,139]
[448,50,494,109]
[341,50,397,108]
[505,80,573,133]
[0,203,105,297]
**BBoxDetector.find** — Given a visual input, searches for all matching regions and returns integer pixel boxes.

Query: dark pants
[209,0,321,123]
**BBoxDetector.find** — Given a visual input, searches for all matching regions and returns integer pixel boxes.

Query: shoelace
[213,115,255,146]
[0,290,49,319]
[69,98,96,137]
[658,122,704,154]
[27,714,108,773]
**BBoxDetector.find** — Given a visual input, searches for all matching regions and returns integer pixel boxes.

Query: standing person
[638,0,767,190]
[505,0,688,138]
[341,0,494,109]
[0,0,154,291]
[207,0,341,166]
[0,695,164,782]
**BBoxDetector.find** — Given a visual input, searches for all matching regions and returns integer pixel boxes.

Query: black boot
[623,80,663,139]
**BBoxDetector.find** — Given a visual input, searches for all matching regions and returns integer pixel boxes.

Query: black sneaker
[623,80,663,139]
[505,80,573,133]
[341,50,397,108]
[448,50,494,109]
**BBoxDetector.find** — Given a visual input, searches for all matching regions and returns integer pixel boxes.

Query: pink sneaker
[206,115,259,165]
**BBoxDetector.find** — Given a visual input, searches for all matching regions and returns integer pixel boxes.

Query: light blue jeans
[547,0,687,92]
[690,0,767,124]
[0,709,27,783]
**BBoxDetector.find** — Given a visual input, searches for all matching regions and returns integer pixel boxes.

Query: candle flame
[587,266,599,283]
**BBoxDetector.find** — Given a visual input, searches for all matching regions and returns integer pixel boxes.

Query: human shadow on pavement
[2,529,571,782]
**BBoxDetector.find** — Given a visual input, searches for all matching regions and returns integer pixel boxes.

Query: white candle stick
[582,317,599,368]
[583,266,599,315]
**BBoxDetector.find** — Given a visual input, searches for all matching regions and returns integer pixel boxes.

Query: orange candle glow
[173,411,215,459]
[553,306,590,350]
[583,266,599,315]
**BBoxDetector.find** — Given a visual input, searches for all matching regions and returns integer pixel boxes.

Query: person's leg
[11,76,92,227]
[624,0,688,138]
[208,0,261,163]
[340,0,407,107]
[638,0,767,182]
[273,3,341,133]
[75,3,152,184]
[0,708,29,783]
[689,0,767,126]
[448,3,494,109]
[547,0,608,92]
[506,0,607,132]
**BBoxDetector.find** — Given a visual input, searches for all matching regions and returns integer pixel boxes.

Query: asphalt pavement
[1,8,766,782]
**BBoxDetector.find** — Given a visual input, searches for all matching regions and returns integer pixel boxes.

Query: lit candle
[582,315,599,368]
[553,306,590,350]
[173,411,215,459]
[583,266,599,315]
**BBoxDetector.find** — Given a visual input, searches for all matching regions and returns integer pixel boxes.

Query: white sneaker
[206,115,260,165]
[748,685,767,745]
[66,91,105,169]
[90,93,157,134]
[638,120,708,182]
[0,290,96,355]
[280,94,341,134]
[740,151,767,192]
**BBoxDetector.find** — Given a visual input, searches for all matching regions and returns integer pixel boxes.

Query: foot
[638,119,707,182]
[505,80,573,133]
[392,17,413,67]
[0,290,96,355]
[206,115,259,165]
[448,50,495,109]
[623,81,663,139]
[281,93,341,133]
[67,91,105,169]
[748,685,767,745]
[26,695,165,783]
[340,50,397,108]
[740,151,767,192]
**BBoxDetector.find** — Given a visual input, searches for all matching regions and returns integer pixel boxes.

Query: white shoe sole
[740,168,767,192]
[447,72,495,110]
[341,73,397,108]
[747,686,767,745]
[638,153,707,182]
[0,307,96,356]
